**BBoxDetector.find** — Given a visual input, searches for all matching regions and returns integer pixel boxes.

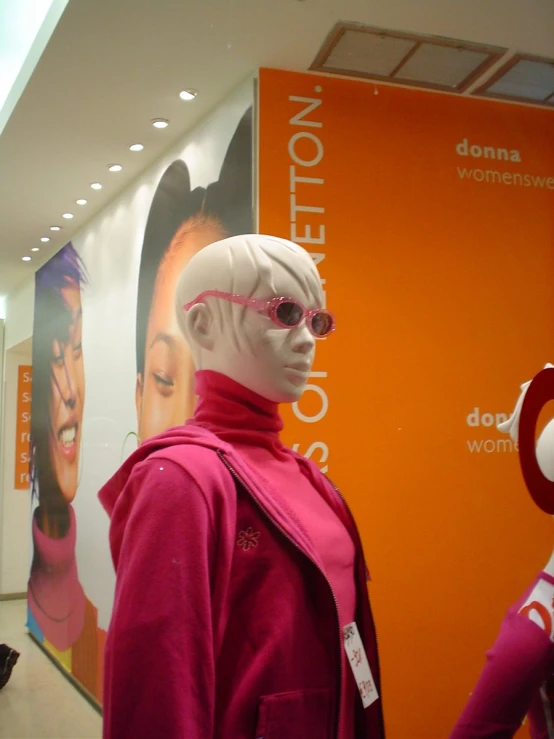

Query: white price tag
[343,622,379,708]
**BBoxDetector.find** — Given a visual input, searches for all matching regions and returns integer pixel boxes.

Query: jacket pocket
[254,687,333,739]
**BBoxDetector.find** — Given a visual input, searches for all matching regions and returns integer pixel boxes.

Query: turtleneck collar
[27,503,86,651]
[191,370,285,452]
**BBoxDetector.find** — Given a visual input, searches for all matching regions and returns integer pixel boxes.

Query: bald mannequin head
[174,234,326,403]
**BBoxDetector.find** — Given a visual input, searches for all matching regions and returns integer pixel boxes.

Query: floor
[0,599,102,739]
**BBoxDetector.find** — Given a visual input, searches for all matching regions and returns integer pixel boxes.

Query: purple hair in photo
[35,241,89,295]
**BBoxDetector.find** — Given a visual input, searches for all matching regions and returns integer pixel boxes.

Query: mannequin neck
[544,548,554,577]
[193,370,284,445]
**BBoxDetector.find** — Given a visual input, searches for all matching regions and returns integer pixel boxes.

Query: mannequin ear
[186,304,215,351]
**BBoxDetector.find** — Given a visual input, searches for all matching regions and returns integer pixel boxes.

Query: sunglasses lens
[275,301,304,327]
[311,311,334,337]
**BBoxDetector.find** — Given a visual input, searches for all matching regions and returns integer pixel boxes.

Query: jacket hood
[98,424,226,517]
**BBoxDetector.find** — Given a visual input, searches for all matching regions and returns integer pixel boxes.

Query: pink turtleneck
[191,370,358,738]
[27,504,86,652]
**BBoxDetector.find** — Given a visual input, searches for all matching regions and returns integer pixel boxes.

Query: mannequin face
[215,273,319,403]
[136,220,226,441]
[181,237,325,404]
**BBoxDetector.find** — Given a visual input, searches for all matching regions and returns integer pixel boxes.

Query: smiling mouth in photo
[58,423,77,447]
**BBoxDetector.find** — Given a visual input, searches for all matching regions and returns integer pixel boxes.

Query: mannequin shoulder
[135,445,237,502]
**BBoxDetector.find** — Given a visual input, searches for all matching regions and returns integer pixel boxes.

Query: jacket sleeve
[102,458,217,739]
[449,611,554,739]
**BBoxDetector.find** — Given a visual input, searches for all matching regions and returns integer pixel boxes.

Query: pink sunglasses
[183,290,335,338]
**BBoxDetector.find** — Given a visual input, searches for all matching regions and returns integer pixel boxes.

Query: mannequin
[99,235,385,739]
[451,365,554,739]
[544,550,554,579]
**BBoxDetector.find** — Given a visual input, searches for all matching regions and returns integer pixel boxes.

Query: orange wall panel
[258,67,554,739]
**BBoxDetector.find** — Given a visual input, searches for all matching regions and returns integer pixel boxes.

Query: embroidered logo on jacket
[237,527,260,551]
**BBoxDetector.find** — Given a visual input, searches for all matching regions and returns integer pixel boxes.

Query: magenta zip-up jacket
[98,384,384,739]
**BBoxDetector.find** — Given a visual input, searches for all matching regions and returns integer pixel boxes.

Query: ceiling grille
[476,55,554,105]
[311,23,554,110]
[311,23,507,94]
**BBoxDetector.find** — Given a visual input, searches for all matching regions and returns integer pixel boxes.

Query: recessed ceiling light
[91,182,102,190]
[63,213,74,219]
[50,226,61,231]
[179,89,197,101]
[152,118,169,129]
[31,247,40,252]
[129,143,144,152]
[76,198,87,205]
[108,164,123,172]
[22,256,31,262]
[40,237,50,243]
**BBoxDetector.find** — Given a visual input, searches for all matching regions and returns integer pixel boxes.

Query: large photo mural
[27,83,253,701]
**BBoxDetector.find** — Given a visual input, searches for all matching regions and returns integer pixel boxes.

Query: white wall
[0,341,32,595]
[0,319,4,448]
[5,276,34,351]
[1,277,34,595]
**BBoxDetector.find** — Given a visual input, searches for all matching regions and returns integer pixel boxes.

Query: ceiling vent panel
[322,29,416,78]
[477,56,554,104]
[311,23,508,94]
[396,43,491,89]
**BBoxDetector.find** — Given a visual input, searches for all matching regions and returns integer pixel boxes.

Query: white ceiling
[0,0,553,298]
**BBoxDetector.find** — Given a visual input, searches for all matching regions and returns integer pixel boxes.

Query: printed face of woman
[136,221,226,441]
[47,282,85,504]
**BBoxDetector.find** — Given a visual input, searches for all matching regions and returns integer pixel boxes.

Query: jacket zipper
[217,450,343,739]
[330,481,386,739]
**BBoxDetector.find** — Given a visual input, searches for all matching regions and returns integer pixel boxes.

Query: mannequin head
[498,363,554,481]
[175,234,330,403]
[499,365,554,572]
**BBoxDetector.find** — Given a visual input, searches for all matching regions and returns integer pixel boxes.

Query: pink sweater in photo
[27,504,86,651]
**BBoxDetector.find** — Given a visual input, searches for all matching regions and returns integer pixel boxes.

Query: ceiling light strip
[36,92,187,251]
